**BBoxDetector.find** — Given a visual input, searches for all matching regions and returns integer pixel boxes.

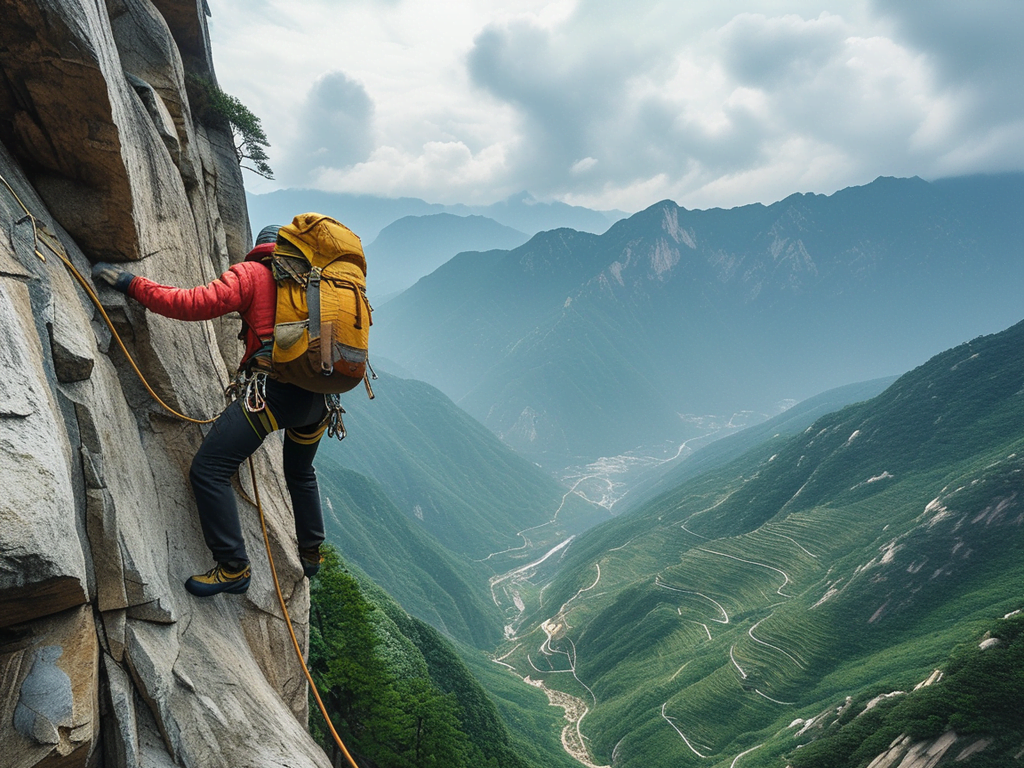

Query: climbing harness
[1,170,360,768]
[233,368,346,441]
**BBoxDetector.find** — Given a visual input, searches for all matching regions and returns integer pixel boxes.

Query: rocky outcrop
[0,2,329,766]
[864,732,996,768]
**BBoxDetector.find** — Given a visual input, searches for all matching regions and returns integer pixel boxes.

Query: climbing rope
[1,170,359,768]
[1,170,215,426]
[248,456,361,768]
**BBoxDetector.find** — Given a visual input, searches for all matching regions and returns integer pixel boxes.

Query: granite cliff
[0,1,329,765]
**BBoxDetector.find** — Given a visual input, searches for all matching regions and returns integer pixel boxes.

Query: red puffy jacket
[128,254,276,365]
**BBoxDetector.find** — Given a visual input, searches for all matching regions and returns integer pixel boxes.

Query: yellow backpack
[269,213,373,395]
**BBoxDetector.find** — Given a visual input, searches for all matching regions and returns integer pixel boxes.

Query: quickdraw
[224,369,268,413]
[326,393,347,441]
[244,371,269,413]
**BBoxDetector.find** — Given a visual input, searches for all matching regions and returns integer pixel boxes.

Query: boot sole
[184,577,251,597]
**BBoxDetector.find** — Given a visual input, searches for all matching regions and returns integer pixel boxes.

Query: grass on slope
[316,459,503,648]
[785,613,1024,768]
[493,321,1024,768]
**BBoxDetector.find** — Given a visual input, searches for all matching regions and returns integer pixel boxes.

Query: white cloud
[279,71,375,186]
[314,141,511,202]
[207,0,1024,210]
[571,157,598,175]
[717,12,849,88]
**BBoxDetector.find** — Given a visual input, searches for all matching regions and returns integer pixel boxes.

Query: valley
[557,410,769,509]
[316,320,1024,767]
[372,174,1024,469]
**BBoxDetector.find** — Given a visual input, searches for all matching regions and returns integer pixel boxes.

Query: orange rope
[1,169,215,426]
[1,171,359,766]
[56,248,217,424]
[249,456,361,768]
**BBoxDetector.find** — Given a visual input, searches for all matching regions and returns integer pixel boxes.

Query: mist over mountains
[372,173,1024,468]
[246,188,625,242]
[367,213,530,299]
[258,173,1023,767]
[3,0,1019,765]
[320,305,1024,768]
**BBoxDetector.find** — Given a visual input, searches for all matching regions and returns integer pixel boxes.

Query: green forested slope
[319,371,608,564]
[785,613,1024,768]
[314,461,503,647]
[498,320,1024,768]
[622,376,898,512]
[309,547,552,768]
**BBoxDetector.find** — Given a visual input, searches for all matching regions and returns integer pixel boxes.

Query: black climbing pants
[189,379,329,564]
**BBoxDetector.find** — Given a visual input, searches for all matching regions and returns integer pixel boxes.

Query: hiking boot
[185,561,251,597]
[298,545,322,579]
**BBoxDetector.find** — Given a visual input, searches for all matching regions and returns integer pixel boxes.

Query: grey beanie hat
[255,225,281,246]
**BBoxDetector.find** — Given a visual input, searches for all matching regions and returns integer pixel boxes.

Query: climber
[91,226,326,597]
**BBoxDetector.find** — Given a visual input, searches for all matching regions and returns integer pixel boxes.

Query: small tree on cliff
[188,75,273,179]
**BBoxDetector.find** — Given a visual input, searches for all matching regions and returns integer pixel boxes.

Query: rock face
[0,2,329,766]
[864,731,994,768]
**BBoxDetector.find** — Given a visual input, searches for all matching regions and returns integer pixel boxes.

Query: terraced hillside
[494,320,1024,767]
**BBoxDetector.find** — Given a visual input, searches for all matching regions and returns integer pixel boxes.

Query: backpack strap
[307,265,322,341]
[320,320,334,374]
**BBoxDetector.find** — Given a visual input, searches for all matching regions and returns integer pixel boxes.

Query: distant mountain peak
[659,205,698,249]
[376,172,1024,464]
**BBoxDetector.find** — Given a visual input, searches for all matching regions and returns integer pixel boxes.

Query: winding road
[655,577,730,623]
[698,548,793,597]
[661,703,710,758]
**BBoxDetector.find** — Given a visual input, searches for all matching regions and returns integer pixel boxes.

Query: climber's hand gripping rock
[91,262,136,294]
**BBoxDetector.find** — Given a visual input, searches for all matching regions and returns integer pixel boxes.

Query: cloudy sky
[206,0,1023,213]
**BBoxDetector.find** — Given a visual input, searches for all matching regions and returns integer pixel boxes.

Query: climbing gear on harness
[91,262,136,293]
[267,213,374,395]
[363,358,377,399]
[243,370,269,414]
[298,545,323,579]
[325,393,347,441]
[184,561,252,596]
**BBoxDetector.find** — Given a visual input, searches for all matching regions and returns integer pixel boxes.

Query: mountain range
[304,174,1024,768]
[366,213,529,300]
[246,189,625,242]
[8,1,1018,766]
[312,318,1024,768]
[371,173,1024,468]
